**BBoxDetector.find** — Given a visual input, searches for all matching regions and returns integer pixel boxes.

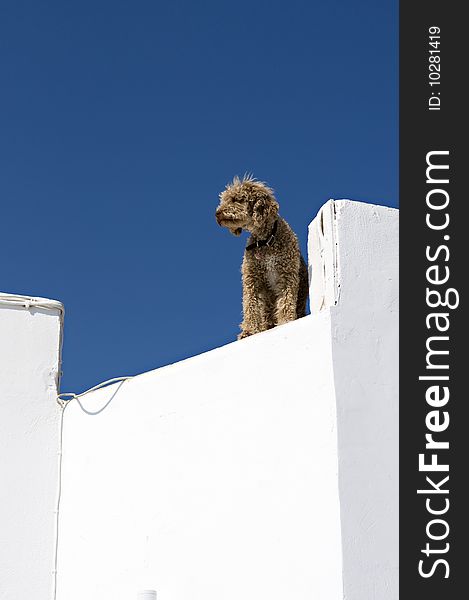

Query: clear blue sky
[1,0,397,393]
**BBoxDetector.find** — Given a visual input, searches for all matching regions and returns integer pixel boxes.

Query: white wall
[0,294,63,600]
[57,311,344,600]
[55,200,398,600]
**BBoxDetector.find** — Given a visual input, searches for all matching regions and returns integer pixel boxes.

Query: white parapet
[0,293,64,600]
[326,201,399,599]
[54,200,398,600]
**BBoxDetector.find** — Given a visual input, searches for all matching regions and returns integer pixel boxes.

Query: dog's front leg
[238,260,268,339]
[274,271,300,326]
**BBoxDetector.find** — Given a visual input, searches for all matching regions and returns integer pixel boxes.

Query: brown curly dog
[216,175,308,339]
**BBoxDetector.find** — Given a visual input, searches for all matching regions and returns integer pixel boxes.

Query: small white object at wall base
[137,591,157,600]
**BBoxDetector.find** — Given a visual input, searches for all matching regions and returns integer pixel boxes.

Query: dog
[216,175,308,339]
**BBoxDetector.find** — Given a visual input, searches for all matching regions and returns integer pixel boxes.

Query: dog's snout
[215,207,223,225]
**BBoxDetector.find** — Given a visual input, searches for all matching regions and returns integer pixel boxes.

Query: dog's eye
[232,198,245,203]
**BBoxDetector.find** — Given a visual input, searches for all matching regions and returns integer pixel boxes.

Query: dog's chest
[263,254,279,290]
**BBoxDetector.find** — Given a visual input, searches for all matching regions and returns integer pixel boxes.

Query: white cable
[52,402,66,600]
[57,376,134,406]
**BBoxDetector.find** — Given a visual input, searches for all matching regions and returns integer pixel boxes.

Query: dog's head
[215,175,279,236]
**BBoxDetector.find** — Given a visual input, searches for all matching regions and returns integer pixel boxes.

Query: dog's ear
[252,194,279,229]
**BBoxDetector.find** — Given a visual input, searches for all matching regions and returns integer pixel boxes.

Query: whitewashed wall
[56,312,343,600]
[55,200,398,600]
[0,294,63,600]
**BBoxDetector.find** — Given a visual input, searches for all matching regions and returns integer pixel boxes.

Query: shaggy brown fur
[216,175,308,339]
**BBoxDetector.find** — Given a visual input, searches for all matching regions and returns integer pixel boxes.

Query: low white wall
[0,294,63,600]
[56,311,344,600]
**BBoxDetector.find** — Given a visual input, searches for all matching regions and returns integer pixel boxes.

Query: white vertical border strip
[0,292,64,600]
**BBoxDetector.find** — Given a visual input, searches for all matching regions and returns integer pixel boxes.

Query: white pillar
[0,293,64,600]
[309,200,399,600]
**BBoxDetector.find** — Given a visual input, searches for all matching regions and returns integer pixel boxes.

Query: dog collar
[246,220,278,251]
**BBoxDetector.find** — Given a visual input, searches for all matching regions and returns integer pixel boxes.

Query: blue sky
[1,0,397,393]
